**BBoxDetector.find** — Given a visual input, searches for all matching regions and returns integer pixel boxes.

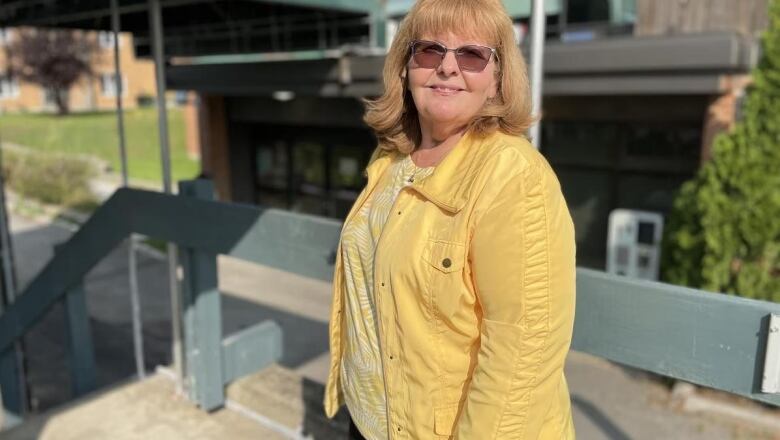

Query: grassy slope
[0,107,199,184]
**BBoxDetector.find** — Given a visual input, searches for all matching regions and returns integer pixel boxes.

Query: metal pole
[149,0,184,393]
[0,142,28,416]
[529,0,547,149]
[111,0,145,381]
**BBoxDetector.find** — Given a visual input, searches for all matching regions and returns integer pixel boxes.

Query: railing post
[63,276,97,397]
[0,348,23,418]
[178,179,224,411]
[52,243,97,398]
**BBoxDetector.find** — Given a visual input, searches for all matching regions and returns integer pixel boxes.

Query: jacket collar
[365,130,480,214]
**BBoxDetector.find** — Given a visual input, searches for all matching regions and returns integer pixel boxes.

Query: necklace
[406,155,430,183]
[408,168,420,183]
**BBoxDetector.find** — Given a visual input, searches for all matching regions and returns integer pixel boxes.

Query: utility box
[607,209,664,281]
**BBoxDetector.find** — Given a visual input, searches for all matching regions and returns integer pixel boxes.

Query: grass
[0,107,199,185]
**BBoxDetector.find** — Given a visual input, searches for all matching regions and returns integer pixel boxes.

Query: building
[0,28,156,113]
[0,0,769,268]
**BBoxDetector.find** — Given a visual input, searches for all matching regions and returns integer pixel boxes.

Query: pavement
[1,208,778,439]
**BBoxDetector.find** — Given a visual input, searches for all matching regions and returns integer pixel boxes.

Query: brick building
[0,28,156,113]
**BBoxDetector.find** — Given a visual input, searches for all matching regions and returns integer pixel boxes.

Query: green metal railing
[1,179,778,425]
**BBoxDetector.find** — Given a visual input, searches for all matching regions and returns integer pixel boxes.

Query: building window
[100,73,126,97]
[98,31,117,49]
[252,127,372,218]
[255,140,290,210]
[42,88,68,107]
[0,74,20,99]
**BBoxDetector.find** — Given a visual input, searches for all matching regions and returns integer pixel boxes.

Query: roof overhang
[0,0,376,57]
[167,32,757,97]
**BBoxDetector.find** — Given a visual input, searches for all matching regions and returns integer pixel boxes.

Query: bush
[1,147,98,210]
[136,93,155,108]
[660,0,780,302]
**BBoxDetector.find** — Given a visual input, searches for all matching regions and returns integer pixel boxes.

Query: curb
[670,381,780,433]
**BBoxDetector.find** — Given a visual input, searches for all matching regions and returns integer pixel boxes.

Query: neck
[412,121,467,168]
[418,120,467,151]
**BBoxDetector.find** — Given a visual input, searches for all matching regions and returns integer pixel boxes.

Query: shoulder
[468,131,556,188]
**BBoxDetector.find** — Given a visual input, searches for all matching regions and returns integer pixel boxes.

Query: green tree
[661,0,780,302]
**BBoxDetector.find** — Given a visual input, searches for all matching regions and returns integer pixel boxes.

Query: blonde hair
[364,0,534,154]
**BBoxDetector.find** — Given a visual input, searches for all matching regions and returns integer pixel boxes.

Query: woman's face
[407,31,499,132]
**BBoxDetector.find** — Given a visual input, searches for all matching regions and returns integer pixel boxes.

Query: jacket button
[442,258,452,268]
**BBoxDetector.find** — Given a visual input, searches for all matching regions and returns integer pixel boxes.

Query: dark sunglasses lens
[456,46,492,72]
[412,42,445,68]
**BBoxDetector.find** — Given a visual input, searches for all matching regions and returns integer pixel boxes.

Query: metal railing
[1,179,778,425]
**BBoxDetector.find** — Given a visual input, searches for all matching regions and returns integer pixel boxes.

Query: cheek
[407,68,431,91]
[465,73,497,100]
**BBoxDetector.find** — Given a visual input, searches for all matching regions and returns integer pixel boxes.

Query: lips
[429,85,464,95]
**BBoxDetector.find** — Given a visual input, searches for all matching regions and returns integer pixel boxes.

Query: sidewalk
[5,210,777,439]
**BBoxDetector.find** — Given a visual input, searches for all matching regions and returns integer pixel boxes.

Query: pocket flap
[424,240,465,274]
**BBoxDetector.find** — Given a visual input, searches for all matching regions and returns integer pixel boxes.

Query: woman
[324,0,576,438]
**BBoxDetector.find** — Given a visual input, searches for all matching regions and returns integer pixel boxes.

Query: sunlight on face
[407,31,499,133]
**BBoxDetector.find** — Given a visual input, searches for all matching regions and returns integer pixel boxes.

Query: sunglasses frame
[408,39,499,73]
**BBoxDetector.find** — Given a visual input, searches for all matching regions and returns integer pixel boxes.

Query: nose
[437,50,459,76]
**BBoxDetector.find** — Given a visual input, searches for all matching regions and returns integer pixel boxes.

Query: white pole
[529,0,547,150]
[111,0,145,381]
[148,0,184,393]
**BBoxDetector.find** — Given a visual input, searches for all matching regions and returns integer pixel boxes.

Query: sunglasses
[409,40,498,73]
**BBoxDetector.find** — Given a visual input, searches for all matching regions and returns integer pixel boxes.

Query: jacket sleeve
[454,164,576,439]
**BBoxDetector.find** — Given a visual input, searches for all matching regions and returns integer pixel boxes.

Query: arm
[455,165,576,439]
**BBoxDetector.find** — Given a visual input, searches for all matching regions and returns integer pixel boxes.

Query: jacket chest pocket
[423,239,466,319]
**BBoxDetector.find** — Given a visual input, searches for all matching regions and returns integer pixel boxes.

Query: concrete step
[1,364,351,440]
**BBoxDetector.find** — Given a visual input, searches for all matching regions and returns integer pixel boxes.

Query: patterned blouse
[339,154,435,439]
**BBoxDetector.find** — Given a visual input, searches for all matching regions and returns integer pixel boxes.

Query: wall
[635,0,769,37]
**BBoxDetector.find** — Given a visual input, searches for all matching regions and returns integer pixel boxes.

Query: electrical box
[607,209,664,281]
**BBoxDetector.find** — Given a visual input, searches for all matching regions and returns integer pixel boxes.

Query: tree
[661,0,780,302]
[6,28,98,115]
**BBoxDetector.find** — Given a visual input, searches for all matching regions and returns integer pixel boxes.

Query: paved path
[3,211,776,439]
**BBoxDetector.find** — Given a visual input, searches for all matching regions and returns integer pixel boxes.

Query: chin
[424,103,470,124]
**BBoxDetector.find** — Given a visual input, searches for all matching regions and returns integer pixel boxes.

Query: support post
[148,0,183,394]
[64,281,96,397]
[178,179,224,411]
[370,0,387,49]
[111,0,145,382]
[0,143,26,418]
[0,348,22,417]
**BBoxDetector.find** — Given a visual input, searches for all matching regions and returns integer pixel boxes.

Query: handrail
[0,187,341,354]
[0,185,778,410]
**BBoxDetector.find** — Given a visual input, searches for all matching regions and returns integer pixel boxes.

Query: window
[252,126,373,218]
[98,31,117,49]
[566,0,610,24]
[0,74,19,99]
[100,73,126,97]
[255,140,290,209]
[42,88,68,107]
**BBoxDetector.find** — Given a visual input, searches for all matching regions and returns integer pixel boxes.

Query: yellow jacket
[324,130,576,439]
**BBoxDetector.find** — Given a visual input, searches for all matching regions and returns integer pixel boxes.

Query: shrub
[1,147,98,211]
[660,0,780,302]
